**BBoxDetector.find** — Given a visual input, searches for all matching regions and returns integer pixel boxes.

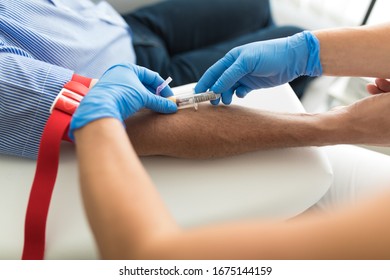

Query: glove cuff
[302,31,323,77]
[68,82,126,142]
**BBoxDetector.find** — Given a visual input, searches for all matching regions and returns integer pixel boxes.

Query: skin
[75,108,390,259]
[74,23,390,259]
[314,23,390,78]
[125,104,325,159]
[125,91,390,159]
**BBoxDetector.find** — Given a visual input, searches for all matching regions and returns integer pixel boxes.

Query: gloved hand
[195,31,322,105]
[69,63,177,140]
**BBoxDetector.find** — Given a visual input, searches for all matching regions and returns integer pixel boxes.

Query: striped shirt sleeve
[0,47,74,159]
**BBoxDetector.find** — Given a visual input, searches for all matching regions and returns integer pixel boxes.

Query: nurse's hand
[195,31,322,105]
[69,63,177,140]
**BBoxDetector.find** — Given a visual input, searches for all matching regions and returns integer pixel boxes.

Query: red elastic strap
[22,77,91,260]
[22,110,71,260]
[71,74,93,88]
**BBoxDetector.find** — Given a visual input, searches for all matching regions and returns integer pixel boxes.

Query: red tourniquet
[22,74,91,260]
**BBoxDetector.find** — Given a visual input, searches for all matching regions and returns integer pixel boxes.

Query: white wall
[271,0,373,29]
[367,0,390,25]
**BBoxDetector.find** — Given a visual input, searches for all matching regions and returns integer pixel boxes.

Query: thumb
[144,93,178,114]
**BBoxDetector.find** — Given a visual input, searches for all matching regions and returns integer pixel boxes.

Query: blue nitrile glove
[69,63,177,140]
[195,31,322,105]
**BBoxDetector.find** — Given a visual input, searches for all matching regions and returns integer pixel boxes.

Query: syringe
[167,91,221,110]
[155,77,220,110]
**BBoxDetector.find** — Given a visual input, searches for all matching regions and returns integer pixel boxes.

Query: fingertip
[219,87,236,105]
[366,83,382,95]
[161,96,178,113]
[222,98,232,105]
[146,94,178,114]
[221,93,233,105]
[210,98,220,106]
[235,88,249,98]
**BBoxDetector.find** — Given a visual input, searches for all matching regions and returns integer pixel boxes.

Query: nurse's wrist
[89,79,98,88]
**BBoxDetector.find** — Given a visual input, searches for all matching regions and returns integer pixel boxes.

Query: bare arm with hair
[125,103,335,159]
[125,90,390,159]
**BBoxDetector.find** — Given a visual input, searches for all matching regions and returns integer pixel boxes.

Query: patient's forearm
[125,103,347,159]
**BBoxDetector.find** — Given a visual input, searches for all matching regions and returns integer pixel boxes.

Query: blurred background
[105,0,382,29]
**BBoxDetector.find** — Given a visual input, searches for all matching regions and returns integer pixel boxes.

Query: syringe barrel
[168,91,220,110]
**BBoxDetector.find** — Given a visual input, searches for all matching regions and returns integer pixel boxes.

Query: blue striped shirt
[0,0,135,159]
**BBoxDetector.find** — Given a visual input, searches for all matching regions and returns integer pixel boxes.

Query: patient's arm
[126,88,390,159]
[125,103,328,159]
